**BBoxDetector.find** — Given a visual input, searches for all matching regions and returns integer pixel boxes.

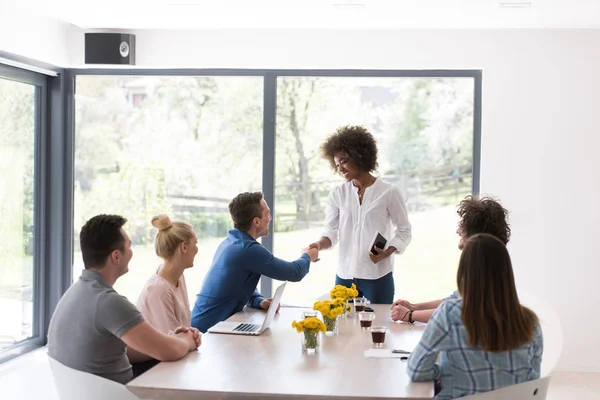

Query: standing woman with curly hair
[308,125,412,303]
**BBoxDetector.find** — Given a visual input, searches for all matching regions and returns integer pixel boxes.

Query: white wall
[127,29,600,372]
[5,25,600,371]
[0,14,82,66]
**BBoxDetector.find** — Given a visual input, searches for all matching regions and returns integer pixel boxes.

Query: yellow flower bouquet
[313,298,346,335]
[330,283,359,300]
[292,317,326,352]
[330,283,359,314]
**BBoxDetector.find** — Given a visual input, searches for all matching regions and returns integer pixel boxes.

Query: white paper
[364,349,410,358]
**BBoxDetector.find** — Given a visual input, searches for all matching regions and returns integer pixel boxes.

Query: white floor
[1,348,599,399]
[546,371,600,400]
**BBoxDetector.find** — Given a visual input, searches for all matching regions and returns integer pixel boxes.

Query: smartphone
[365,306,374,312]
[370,232,388,255]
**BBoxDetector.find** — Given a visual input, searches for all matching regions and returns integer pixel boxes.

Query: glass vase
[302,331,319,354]
[323,315,339,336]
[344,299,353,318]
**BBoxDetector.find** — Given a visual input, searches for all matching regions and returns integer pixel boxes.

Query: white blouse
[322,178,412,280]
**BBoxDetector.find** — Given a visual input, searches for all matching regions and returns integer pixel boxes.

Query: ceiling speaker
[85,33,136,65]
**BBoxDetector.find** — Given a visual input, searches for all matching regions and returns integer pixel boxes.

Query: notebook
[207,282,286,336]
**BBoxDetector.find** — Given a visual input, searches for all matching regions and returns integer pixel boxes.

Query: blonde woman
[137,214,199,335]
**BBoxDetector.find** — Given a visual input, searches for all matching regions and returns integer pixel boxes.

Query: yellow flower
[346,283,359,298]
[291,317,325,333]
[330,283,359,300]
[330,285,348,300]
[313,301,329,316]
[332,298,346,308]
[292,320,304,332]
[313,299,345,319]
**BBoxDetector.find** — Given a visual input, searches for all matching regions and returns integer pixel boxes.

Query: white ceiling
[12,0,600,29]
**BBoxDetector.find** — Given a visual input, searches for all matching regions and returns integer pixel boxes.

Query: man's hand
[369,246,394,264]
[260,298,281,313]
[174,328,199,351]
[391,299,415,310]
[390,304,411,322]
[303,246,319,262]
[308,242,320,250]
[173,326,202,348]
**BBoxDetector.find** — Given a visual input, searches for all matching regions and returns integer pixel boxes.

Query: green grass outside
[72,205,461,306]
[1,206,461,309]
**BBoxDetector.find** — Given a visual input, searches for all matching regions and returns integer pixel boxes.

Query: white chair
[49,357,141,400]
[517,289,563,376]
[460,377,551,400]
[0,348,60,400]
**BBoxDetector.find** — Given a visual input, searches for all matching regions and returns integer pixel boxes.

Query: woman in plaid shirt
[407,234,543,399]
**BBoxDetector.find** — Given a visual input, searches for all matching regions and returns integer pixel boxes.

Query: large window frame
[0,64,481,363]
[0,64,46,362]
[0,52,68,363]
[69,68,482,298]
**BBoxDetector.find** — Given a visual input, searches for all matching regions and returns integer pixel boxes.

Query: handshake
[301,242,321,262]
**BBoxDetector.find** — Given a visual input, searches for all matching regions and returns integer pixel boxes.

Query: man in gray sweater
[48,214,201,383]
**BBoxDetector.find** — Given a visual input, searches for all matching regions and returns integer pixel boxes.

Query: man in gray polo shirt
[48,214,201,384]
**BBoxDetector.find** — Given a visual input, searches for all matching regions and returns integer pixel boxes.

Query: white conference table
[127,304,434,399]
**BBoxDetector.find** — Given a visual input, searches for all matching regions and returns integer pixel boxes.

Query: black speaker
[85,33,136,65]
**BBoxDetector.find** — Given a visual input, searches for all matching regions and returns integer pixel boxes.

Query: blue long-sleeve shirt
[191,228,311,332]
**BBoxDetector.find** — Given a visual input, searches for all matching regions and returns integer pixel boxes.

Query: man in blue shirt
[192,192,319,332]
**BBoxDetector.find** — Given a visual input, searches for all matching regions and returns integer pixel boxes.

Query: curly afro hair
[320,125,379,173]
[457,196,511,245]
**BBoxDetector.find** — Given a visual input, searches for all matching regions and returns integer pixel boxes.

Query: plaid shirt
[407,297,543,399]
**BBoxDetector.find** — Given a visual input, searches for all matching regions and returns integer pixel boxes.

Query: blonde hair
[151,214,195,260]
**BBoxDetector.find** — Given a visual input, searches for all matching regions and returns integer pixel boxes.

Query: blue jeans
[335,272,395,304]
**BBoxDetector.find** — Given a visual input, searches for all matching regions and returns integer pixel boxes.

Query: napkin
[364,349,411,359]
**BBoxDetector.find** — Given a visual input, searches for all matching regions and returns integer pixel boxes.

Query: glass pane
[0,78,36,350]
[73,76,263,303]
[274,77,474,304]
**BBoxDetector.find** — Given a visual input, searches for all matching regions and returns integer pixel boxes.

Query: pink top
[136,268,191,334]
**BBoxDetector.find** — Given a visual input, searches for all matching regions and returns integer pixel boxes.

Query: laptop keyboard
[233,323,261,332]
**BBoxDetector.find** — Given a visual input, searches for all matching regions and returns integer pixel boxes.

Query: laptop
[207,282,287,336]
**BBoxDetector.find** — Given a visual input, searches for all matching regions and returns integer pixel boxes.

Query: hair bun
[151,214,172,231]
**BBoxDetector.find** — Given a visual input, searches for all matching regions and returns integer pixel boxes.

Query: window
[273,76,475,304]
[0,72,38,352]
[71,71,479,308]
[73,75,263,304]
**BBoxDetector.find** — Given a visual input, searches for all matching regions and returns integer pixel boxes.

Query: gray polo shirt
[48,269,144,384]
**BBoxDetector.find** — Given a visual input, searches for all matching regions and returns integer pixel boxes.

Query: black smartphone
[365,306,374,312]
[370,232,388,255]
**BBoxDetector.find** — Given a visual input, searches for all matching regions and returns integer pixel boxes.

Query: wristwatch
[408,310,414,324]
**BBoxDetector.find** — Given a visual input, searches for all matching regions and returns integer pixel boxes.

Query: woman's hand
[391,299,415,310]
[369,246,395,264]
[173,326,202,348]
[390,304,411,322]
